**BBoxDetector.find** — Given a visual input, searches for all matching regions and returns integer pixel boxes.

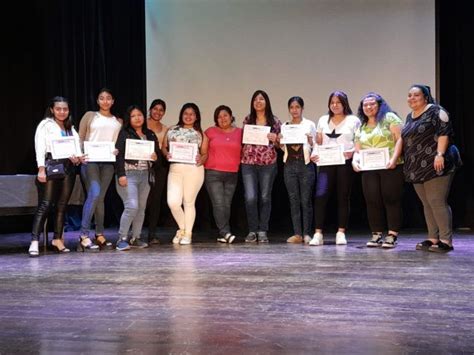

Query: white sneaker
[303,235,313,244]
[309,232,324,246]
[28,241,39,257]
[336,231,347,245]
[179,236,192,245]
[172,230,184,244]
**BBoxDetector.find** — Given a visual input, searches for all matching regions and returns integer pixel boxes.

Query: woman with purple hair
[352,92,404,248]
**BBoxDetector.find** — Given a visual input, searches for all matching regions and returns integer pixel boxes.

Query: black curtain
[1,0,146,175]
[437,0,474,228]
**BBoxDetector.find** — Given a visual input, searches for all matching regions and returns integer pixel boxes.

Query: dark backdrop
[1,0,472,235]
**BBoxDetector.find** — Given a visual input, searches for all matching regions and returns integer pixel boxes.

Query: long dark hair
[123,104,149,132]
[247,90,275,127]
[44,96,73,134]
[357,92,394,126]
[327,90,352,117]
[177,103,202,134]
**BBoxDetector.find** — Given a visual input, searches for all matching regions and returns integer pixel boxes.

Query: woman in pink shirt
[201,105,242,243]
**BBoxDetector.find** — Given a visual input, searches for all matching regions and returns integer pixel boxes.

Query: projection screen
[146,0,435,128]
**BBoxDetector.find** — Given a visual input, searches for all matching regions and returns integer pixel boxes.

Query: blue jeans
[205,169,238,237]
[241,163,277,232]
[284,160,315,236]
[80,163,115,236]
[116,170,151,241]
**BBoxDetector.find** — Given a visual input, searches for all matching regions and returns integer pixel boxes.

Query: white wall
[146,0,435,128]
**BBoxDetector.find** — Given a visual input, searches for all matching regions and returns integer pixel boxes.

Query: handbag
[45,160,66,180]
[445,144,463,170]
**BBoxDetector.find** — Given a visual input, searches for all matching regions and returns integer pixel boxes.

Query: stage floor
[0,229,473,354]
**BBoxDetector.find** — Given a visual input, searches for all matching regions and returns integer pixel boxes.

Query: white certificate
[168,142,198,164]
[125,139,154,161]
[280,124,307,144]
[84,141,116,162]
[359,147,389,171]
[50,137,82,159]
[242,124,271,145]
[316,144,345,166]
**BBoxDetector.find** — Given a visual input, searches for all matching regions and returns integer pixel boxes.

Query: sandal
[77,236,100,252]
[95,234,113,249]
[428,241,454,253]
[415,240,435,251]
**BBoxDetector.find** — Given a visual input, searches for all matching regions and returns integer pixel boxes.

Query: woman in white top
[162,103,206,245]
[280,96,316,244]
[145,99,169,244]
[78,88,121,251]
[29,96,84,257]
[310,90,360,246]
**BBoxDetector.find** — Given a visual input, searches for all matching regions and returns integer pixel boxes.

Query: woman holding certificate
[145,99,169,245]
[352,93,404,248]
[401,85,457,253]
[115,105,159,251]
[78,88,121,251]
[280,97,316,244]
[162,103,205,245]
[309,90,360,246]
[201,105,243,244]
[29,96,83,257]
[241,90,281,243]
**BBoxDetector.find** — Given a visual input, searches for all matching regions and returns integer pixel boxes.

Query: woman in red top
[201,105,242,243]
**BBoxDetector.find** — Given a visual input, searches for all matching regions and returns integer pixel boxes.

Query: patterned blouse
[241,115,281,165]
[355,112,403,165]
[166,125,202,146]
[401,105,453,183]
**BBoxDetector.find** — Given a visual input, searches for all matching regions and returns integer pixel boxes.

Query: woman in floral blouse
[241,90,281,243]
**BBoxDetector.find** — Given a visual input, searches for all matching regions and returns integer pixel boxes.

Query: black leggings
[314,160,354,230]
[145,163,168,238]
[361,165,404,232]
[31,172,75,241]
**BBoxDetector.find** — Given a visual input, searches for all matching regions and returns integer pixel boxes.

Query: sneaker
[309,232,323,246]
[287,235,303,244]
[367,233,383,247]
[116,240,131,251]
[28,240,39,257]
[172,230,184,244]
[130,238,149,248]
[217,233,236,244]
[179,236,192,245]
[382,234,397,248]
[303,235,312,244]
[428,241,453,253]
[335,231,347,245]
[257,231,269,243]
[245,232,257,243]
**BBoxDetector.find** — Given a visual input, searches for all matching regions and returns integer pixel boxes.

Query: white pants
[167,163,205,237]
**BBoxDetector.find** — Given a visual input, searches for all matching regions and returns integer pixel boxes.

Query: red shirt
[204,126,243,172]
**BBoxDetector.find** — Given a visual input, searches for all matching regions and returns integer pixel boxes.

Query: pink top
[204,126,243,173]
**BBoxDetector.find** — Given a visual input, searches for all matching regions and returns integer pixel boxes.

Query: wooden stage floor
[0,229,473,354]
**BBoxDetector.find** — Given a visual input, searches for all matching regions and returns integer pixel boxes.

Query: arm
[434,136,449,173]
[161,128,171,160]
[387,123,403,169]
[198,132,209,166]
[34,120,47,183]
